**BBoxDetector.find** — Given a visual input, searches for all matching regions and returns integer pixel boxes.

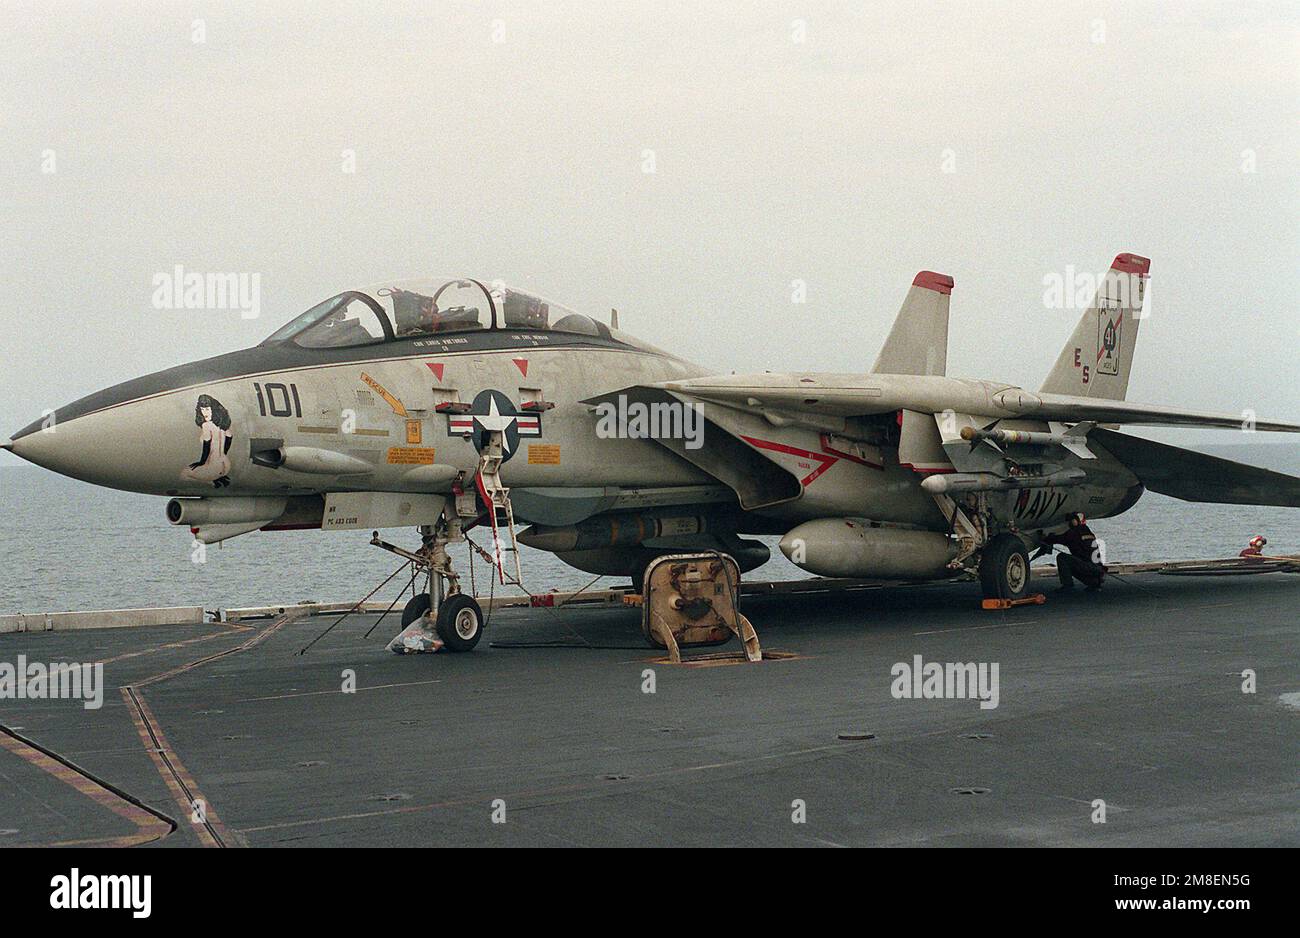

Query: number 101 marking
[254,382,302,418]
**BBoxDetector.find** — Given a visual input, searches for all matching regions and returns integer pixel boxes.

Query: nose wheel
[400,593,431,627]
[434,593,484,652]
[387,552,483,653]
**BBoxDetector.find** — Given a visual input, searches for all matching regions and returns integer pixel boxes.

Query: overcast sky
[1,0,1296,465]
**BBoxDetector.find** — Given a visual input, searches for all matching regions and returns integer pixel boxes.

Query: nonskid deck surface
[1,573,1296,847]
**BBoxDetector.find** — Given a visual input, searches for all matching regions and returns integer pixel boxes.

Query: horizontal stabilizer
[1092,428,1300,507]
[1017,393,1300,433]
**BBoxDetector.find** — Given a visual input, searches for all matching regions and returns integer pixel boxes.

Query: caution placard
[528,444,561,465]
[387,447,437,465]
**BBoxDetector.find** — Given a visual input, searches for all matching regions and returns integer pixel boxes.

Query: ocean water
[1,443,1298,615]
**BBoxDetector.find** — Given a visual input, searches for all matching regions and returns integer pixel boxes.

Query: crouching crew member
[1041,513,1106,591]
[1240,535,1268,558]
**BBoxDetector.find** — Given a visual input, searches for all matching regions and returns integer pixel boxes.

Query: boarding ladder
[474,430,524,585]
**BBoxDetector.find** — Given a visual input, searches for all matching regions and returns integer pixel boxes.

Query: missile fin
[1053,420,1097,459]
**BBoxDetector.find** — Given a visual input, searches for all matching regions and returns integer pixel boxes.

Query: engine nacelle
[779,519,959,579]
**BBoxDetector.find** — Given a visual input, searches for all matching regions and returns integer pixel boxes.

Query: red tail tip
[913,271,954,294]
[1112,253,1151,275]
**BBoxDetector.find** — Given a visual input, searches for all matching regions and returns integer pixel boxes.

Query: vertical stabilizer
[871,271,953,376]
[1040,253,1149,400]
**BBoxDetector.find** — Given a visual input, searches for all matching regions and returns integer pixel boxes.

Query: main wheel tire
[435,594,484,652]
[979,534,1032,601]
[400,592,432,627]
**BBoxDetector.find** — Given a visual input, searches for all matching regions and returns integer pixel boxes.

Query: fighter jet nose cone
[6,412,108,482]
[0,438,13,452]
[7,397,195,493]
[6,423,72,471]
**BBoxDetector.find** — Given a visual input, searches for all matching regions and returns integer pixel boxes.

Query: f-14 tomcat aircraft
[6,256,1300,650]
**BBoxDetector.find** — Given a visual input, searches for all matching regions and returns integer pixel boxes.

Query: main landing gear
[931,492,1035,602]
[978,533,1032,601]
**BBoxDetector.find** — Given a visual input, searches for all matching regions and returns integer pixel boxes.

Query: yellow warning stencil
[387,447,437,465]
[528,444,561,465]
[405,419,423,445]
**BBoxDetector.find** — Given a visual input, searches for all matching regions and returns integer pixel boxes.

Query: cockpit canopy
[262,278,610,349]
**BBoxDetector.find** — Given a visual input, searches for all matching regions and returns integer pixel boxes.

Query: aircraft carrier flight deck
[2,569,1295,848]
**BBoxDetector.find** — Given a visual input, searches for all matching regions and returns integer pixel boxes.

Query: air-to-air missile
[959,424,1094,459]
[920,467,1087,495]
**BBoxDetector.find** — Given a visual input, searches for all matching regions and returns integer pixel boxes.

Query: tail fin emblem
[1098,311,1121,375]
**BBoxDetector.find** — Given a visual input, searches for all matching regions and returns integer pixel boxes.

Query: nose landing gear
[374,503,484,653]
[397,591,484,651]
[379,428,529,654]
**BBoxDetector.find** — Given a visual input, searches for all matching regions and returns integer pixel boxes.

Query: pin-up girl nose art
[180,394,233,488]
